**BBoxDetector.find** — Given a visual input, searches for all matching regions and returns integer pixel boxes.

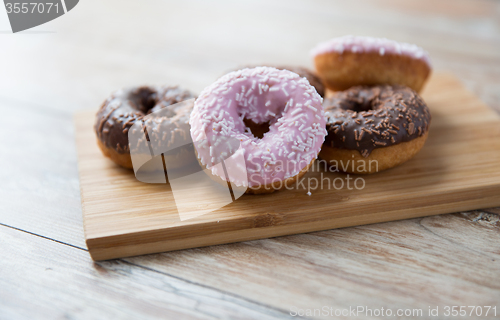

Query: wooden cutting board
[75,73,500,261]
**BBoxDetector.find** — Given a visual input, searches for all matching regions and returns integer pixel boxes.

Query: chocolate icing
[94,86,196,154]
[231,65,325,97]
[324,85,430,157]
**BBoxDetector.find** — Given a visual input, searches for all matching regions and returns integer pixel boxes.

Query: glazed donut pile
[311,36,431,174]
[95,35,432,194]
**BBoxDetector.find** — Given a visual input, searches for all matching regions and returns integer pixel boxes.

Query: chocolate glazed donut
[319,85,431,174]
[95,86,196,169]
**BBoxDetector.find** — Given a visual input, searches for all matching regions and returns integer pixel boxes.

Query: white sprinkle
[283,101,290,113]
[265,110,276,118]
[282,85,289,96]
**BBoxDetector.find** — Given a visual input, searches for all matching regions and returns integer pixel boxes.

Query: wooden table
[1,0,499,319]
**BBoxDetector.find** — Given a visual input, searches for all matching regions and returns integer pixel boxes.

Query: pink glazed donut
[311,35,432,92]
[190,67,327,194]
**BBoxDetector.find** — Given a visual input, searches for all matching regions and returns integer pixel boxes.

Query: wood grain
[125,213,500,319]
[76,73,500,260]
[0,101,85,248]
[0,225,292,320]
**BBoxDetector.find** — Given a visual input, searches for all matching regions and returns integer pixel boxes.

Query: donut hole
[340,98,377,113]
[131,87,157,114]
[338,88,386,113]
[333,86,394,112]
[243,118,270,139]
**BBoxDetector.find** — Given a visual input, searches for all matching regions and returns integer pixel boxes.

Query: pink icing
[310,35,431,67]
[190,67,327,188]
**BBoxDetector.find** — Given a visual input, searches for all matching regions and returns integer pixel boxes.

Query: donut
[228,65,325,140]
[319,85,431,174]
[230,65,325,97]
[95,86,196,169]
[311,35,431,93]
[190,67,327,194]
